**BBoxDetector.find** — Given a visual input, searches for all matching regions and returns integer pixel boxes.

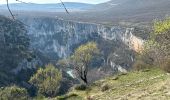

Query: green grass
[56,68,170,100]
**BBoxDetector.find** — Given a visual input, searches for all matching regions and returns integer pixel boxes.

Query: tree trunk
[81,76,88,84]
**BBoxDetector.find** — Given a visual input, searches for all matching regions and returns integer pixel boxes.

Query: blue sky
[0,0,111,4]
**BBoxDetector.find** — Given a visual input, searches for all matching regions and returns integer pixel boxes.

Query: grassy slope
[56,68,170,100]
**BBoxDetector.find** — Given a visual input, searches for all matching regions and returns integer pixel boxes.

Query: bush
[101,84,109,92]
[0,86,29,100]
[133,60,150,71]
[29,64,62,97]
[74,84,87,91]
[162,59,170,73]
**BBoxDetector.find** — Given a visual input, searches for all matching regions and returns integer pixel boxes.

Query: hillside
[57,68,170,100]
[54,0,170,25]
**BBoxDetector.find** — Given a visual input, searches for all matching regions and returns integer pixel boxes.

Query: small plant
[74,84,87,91]
[101,84,109,92]
[133,60,149,71]
[162,59,170,73]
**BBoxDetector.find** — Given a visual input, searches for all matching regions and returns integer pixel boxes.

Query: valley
[0,0,170,99]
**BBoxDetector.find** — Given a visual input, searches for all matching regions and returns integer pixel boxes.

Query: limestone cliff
[18,17,144,72]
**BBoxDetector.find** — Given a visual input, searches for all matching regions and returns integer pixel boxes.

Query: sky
[0,0,111,4]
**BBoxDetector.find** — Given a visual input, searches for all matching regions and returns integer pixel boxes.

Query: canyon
[12,16,145,74]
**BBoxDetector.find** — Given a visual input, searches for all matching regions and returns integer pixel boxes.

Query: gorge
[1,0,170,99]
[13,16,145,75]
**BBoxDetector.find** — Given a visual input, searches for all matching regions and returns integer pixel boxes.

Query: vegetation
[132,60,150,71]
[74,84,87,91]
[0,16,31,86]
[0,85,29,100]
[70,42,99,84]
[134,17,170,72]
[154,18,170,34]
[162,59,170,73]
[101,83,110,92]
[58,68,169,100]
[1,4,170,99]
[58,42,100,84]
[29,64,62,97]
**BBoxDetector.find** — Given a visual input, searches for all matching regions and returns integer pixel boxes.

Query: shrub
[74,84,87,91]
[133,60,150,71]
[162,59,170,73]
[101,84,109,92]
[29,64,62,97]
[0,86,29,100]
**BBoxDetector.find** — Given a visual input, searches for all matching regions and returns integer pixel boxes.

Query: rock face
[0,16,32,85]
[0,16,30,69]
[18,17,144,71]
[0,15,145,86]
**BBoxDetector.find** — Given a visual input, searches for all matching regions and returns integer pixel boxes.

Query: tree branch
[6,0,15,20]
[6,0,69,20]
[59,0,69,14]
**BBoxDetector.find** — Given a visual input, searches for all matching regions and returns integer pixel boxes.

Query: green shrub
[0,86,29,100]
[29,64,62,97]
[74,84,87,91]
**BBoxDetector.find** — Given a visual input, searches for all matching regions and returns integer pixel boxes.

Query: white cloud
[0,0,111,4]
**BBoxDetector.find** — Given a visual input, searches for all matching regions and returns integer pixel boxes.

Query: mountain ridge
[1,0,170,25]
[0,2,94,12]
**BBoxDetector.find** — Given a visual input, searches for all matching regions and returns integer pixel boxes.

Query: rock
[112,76,119,80]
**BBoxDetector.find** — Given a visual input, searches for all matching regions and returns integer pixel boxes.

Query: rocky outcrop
[17,17,144,72]
[0,15,146,86]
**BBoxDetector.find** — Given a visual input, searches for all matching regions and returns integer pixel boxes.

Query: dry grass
[56,68,170,100]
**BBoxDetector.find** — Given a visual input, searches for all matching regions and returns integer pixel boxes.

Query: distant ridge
[0,2,94,12]
[1,0,170,24]
[55,0,170,24]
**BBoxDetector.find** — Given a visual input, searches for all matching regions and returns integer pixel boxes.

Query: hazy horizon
[0,0,111,4]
